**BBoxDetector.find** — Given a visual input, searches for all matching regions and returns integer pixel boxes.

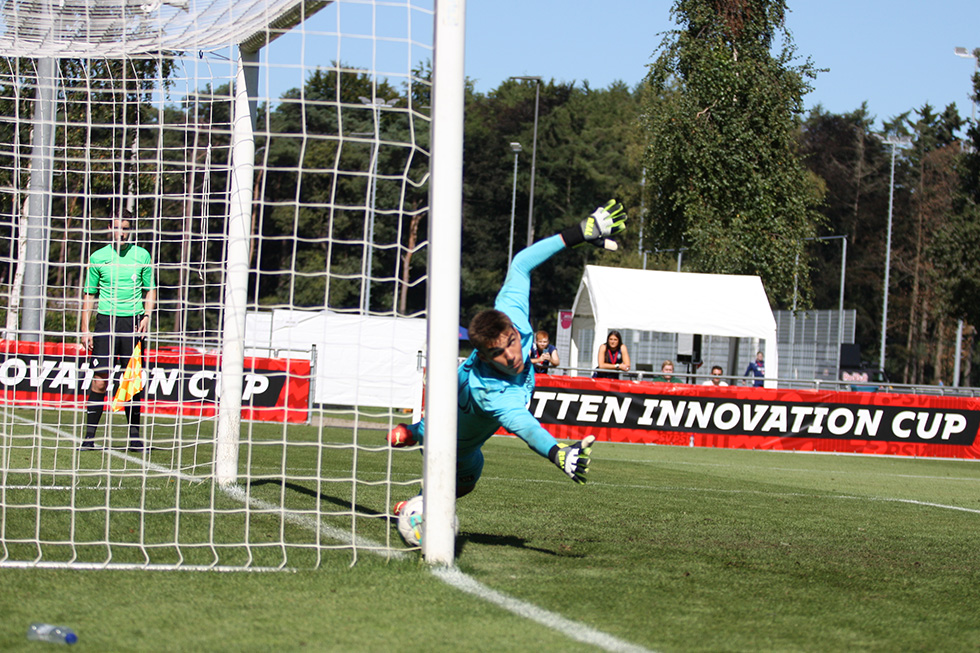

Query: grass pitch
[2,428,980,651]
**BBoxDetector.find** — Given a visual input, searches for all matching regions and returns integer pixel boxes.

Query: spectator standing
[595,330,630,379]
[530,330,559,374]
[744,351,765,387]
[80,213,156,451]
[702,365,729,386]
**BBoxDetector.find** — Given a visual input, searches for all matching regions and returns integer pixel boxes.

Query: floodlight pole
[358,95,399,315]
[879,135,911,374]
[509,76,541,247]
[954,47,978,124]
[838,236,847,382]
[638,168,646,257]
[952,46,977,386]
[508,142,522,264]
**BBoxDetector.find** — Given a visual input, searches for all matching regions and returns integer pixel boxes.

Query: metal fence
[543,365,980,398]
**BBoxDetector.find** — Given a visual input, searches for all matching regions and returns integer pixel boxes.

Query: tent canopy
[571,265,778,386]
[245,309,426,408]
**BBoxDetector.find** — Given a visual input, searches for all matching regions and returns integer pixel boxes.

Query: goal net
[0,0,460,569]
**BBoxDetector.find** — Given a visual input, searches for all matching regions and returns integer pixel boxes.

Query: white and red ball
[396,496,459,547]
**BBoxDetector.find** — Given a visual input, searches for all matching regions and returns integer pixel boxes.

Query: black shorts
[90,314,144,374]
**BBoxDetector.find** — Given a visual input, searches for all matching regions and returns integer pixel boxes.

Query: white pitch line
[477,474,980,516]
[432,566,657,653]
[2,484,167,491]
[863,496,980,514]
[611,457,980,484]
[15,416,653,652]
[219,484,410,559]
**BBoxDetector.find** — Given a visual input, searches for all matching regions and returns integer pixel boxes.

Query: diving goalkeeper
[387,200,628,508]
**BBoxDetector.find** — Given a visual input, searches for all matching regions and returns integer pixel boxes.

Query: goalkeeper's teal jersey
[410,234,565,460]
[84,242,155,316]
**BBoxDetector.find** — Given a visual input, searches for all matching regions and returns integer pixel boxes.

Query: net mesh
[0,0,434,569]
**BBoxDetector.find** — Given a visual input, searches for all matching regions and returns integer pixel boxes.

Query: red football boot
[387,424,416,448]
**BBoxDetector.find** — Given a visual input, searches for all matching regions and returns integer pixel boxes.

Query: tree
[0,57,176,339]
[642,0,822,307]
[885,104,962,384]
[254,66,428,315]
[962,50,980,205]
[459,79,644,332]
[930,57,980,384]
[798,105,892,356]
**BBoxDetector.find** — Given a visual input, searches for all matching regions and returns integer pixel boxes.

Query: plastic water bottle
[26,623,78,645]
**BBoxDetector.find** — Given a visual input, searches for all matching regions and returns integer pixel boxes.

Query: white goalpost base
[0,0,462,569]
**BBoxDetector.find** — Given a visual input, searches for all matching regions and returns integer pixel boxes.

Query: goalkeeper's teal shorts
[457,448,484,488]
[404,420,485,488]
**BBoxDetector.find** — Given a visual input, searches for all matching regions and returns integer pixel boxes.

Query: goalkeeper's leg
[455,448,483,498]
[391,447,482,515]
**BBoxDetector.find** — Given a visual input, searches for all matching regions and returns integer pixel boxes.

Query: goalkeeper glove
[548,435,595,484]
[560,200,627,251]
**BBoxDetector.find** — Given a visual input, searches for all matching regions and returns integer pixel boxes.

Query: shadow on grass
[456,532,577,557]
[248,478,387,518]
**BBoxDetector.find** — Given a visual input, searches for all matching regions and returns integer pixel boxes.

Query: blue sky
[465,1,980,128]
[260,1,980,130]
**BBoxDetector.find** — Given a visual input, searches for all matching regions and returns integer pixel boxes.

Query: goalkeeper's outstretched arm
[496,199,629,314]
[549,436,595,484]
[498,408,598,485]
[560,200,627,250]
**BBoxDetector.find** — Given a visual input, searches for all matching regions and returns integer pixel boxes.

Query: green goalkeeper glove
[548,435,596,484]
[560,200,628,251]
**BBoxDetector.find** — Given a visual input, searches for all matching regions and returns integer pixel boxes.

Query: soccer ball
[397,495,425,546]
[396,495,460,547]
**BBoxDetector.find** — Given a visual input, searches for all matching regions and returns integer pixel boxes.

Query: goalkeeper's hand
[548,435,595,484]
[560,200,627,251]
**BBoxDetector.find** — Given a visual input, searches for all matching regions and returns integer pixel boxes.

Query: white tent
[571,266,779,387]
[245,309,426,408]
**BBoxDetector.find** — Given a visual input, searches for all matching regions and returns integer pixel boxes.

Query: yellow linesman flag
[111,342,144,412]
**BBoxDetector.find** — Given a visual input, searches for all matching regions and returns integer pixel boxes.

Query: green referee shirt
[84,243,155,316]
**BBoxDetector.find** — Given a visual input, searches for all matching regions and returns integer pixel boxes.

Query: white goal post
[0,0,462,569]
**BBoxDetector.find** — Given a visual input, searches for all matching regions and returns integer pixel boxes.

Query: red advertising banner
[514,375,980,459]
[0,340,310,423]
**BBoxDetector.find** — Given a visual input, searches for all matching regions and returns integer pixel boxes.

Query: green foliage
[643,0,822,307]
[5,37,977,384]
[255,66,429,314]
[461,79,644,330]
[931,52,980,333]
[0,56,180,339]
[929,50,980,341]
[931,202,980,324]
[799,106,892,360]
[963,54,980,204]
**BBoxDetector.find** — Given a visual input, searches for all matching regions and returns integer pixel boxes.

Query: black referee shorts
[89,314,145,374]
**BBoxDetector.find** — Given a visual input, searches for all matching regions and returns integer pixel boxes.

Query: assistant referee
[80,212,156,451]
